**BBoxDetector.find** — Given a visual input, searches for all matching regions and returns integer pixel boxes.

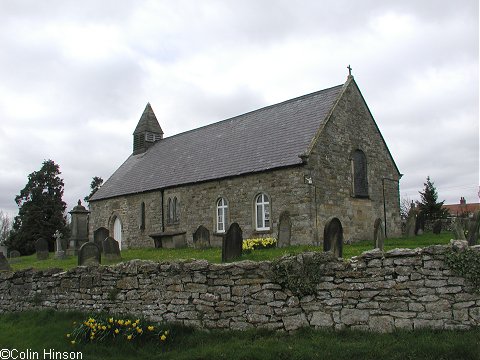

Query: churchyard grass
[0,310,478,360]
[7,232,453,271]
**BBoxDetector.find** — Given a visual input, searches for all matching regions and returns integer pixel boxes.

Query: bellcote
[133,103,164,154]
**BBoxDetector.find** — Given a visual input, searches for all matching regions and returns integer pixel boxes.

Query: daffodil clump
[242,237,277,253]
[66,315,169,346]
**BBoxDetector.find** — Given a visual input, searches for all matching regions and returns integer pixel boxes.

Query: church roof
[90,84,344,201]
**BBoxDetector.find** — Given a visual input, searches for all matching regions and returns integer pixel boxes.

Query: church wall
[90,166,316,248]
[308,80,401,242]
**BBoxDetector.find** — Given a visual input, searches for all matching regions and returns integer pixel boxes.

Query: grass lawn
[0,310,478,360]
[7,232,453,272]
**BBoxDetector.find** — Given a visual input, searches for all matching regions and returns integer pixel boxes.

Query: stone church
[89,75,402,250]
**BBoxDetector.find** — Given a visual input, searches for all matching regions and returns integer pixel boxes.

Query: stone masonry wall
[89,167,315,249]
[1,243,479,332]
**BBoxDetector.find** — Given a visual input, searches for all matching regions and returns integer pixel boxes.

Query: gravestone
[432,220,442,235]
[9,250,20,259]
[68,200,90,256]
[54,231,66,260]
[0,253,11,271]
[35,238,49,260]
[405,202,416,237]
[467,211,480,246]
[78,242,101,266]
[453,219,466,240]
[373,218,385,251]
[193,225,210,249]
[103,237,121,261]
[94,227,109,253]
[277,211,292,247]
[222,222,242,262]
[323,218,343,257]
[0,245,7,257]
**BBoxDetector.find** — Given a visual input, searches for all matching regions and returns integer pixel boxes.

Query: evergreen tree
[84,176,104,203]
[416,176,449,221]
[6,160,68,254]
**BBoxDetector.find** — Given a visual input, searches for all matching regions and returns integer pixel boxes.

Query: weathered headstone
[323,218,343,257]
[68,200,90,256]
[9,250,20,258]
[0,253,11,271]
[193,225,210,249]
[222,222,242,262]
[103,237,121,261]
[35,237,49,260]
[277,211,292,247]
[0,245,7,257]
[467,211,480,246]
[373,218,385,251]
[453,219,466,240]
[405,202,416,237]
[94,227,109,253]
[54,231,66,260]
[78,242,101,266]
[432,220,442,235]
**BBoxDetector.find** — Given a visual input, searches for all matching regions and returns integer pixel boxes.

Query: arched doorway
[113,217,123,250]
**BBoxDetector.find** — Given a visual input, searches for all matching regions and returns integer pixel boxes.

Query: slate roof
[90,84,344,201]
[133,103,163,135]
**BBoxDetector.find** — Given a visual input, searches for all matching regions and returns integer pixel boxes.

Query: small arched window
[352,149,369,198]
[255,193,270,231]
[139,202,146,230]
[167,198,174,224]
[216,198,228,233]
[173,197,179,222]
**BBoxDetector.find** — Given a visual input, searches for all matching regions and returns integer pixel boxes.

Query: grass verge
[0,310,478,360]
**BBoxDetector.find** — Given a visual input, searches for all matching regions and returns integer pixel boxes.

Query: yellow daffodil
[136,327,143,334]
[117,320,124,325]
[108,317,114,323]
[66,333,71,338]
[125,320,131,326]
[70,340,76,345]
[132,323,137,328]
[127,334,133,341]
[160,335,166,341]
[114,329,120,334]
[147,326,154,331]
[164,330,169,335]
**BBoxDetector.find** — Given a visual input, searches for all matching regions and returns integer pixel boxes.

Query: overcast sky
[0,0,478,218]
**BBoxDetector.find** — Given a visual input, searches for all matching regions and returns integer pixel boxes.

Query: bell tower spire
[133,103,163,154]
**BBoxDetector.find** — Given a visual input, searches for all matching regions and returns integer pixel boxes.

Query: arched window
[255,193,270,230]
[216,198,228,233]
[167,198,173,224]
[139,202,146,230]
[352,149,369,198]
[173,197,179,222]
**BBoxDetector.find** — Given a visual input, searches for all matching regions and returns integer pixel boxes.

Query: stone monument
[193,225,210,249]
[405,202,417,237]
[68,200,90,256]
[467,211,480,246]
[54,230,66,259]
[78,242,101,266]
[277,211,292,247]
[103,236,121,261]
[373,218,385,251]
[323,218,343,257]
[35,237,49,260]
[222,223,242,262]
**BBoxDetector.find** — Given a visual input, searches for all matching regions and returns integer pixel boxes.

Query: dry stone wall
[1,243,479,333]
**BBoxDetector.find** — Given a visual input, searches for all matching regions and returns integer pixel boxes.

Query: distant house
[443,197,480,218]
[89,75,401,249]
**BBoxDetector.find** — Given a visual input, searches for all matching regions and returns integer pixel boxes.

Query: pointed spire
[133,103,163,135]
[133,103,164,154]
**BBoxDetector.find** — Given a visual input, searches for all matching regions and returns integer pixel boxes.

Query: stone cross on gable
[347,65,352,76]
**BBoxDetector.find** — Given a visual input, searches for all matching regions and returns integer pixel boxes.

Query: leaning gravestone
[222,222,242,262]
[453,219,466,240]
[35,238,49,260]
[373,218,385,251]
[103,237,121,261]
[323,218,343,257]
[78,242,101,266]
[467,211,480,246]
[0,252,11,271]
[93,227,109,253]
[193,225,210,249]
[432,220,442,235]
[9,250,20,259]
[277,211,292,247]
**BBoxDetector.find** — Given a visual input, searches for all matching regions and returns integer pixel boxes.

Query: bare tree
[400,196,412,220]
[0,211,12,245]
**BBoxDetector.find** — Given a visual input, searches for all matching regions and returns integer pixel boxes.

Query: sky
[0,0,478,218]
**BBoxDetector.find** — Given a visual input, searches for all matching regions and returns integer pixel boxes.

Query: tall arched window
[352,149,369,198]
[173,197,179,222]
[167,198,173,224]
[255,193,270,230]
[139,202,146,230]
[216,198,228,233]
